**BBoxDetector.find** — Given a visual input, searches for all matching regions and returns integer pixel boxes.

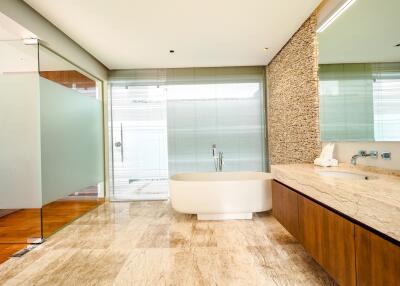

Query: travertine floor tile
[0,201,336,285]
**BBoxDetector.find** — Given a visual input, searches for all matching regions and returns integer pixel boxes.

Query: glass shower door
[110,84,169,201]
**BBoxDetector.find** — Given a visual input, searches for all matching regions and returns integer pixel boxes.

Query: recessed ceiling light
[264,47,269,51]
[169,50,175,53]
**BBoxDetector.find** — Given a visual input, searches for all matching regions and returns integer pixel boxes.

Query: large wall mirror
[318,0,400,141]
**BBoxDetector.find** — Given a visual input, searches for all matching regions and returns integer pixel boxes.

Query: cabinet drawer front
[298,196,356,286]
[356,225,400,286]
[272,181,299,239]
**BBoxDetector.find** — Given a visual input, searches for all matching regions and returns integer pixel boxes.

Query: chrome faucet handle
[212,144,217,157]
[368,150,378,158]
[381,152,391,160]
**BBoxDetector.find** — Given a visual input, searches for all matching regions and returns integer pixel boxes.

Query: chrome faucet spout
[211,144,224,172]
[218,152,224,171]
[351,154,361,165]
[351,150,378,165]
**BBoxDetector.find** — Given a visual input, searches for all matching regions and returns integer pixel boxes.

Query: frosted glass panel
[167,82,264,175]
[40,78,104,204]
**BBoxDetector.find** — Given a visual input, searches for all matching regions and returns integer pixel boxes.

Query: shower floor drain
[11,244,39,258]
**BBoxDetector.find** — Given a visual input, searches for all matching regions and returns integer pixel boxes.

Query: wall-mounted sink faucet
[351,150,378,165]
[212,144,224,172]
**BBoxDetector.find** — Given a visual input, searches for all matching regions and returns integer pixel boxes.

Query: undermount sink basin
[316,170,378,180]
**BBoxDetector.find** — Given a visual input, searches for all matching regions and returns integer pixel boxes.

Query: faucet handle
[358,150,367,156]
[381,152,391,160]
[369,150,378,158]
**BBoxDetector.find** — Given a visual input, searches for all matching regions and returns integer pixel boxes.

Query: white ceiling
[23,0,321,70]
[318,0,400,64]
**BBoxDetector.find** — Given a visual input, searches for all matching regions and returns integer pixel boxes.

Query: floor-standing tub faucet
[212,144,224,171]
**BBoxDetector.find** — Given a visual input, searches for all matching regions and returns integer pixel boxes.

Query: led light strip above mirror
[317,0,357,33]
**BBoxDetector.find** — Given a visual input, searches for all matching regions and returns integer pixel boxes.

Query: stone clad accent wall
[266,14,320,165]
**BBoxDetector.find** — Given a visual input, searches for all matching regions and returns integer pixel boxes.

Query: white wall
[323,142,400,170]
[0,0,108,80]
[0,73,42,208]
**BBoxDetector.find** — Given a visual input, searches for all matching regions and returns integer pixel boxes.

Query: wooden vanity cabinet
[272,180,400,286]
[271,180,299,239]
[298,196,356,286]
[355,225,400,286]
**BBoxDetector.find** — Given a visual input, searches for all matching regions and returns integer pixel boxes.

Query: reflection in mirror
[318,0,400,141]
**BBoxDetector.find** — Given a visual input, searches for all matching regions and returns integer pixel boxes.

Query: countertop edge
[271,164,400,246]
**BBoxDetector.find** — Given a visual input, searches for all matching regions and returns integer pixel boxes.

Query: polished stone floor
[112,180,169,201]
[0,201,336,285]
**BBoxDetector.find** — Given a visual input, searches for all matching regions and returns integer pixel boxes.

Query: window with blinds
[109,67,266,177]
[372,63,400,141]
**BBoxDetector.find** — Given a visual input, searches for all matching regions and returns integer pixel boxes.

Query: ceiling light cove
[317,0,357,33]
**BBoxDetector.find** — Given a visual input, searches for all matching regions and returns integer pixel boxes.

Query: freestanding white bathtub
[169,172,272,220]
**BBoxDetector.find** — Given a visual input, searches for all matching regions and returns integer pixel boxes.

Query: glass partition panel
[0,40,42,246]
[39,45,104,237]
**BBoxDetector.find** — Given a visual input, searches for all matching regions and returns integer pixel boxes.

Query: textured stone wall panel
[267,14,320,165]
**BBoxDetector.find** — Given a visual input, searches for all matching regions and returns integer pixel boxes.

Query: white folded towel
[314,157,338,167]
[314,143,338,167]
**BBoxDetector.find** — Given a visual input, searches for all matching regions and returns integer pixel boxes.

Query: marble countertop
[271,164,400,243]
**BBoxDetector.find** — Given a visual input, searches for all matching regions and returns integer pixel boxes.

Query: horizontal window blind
[319,63,374,141]
[109,67,266,176]
[373,63,400,141]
